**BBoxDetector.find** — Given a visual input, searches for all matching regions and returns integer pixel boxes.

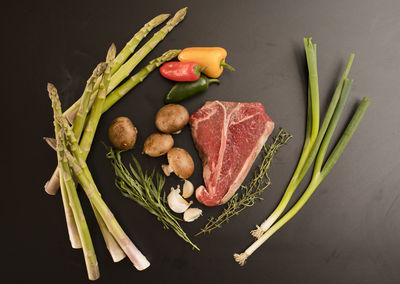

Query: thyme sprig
[106,147,199,251]
[196,129,293,236]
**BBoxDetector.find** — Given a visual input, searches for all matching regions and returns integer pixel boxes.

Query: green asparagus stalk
[108,7,187,93]
[44,46,111,196]
[59,172,81,249]
[59,140,100,280]
[53,80,127,263]
[63,147,150,270]
[111,13,170,75]
[103,49,181,112]
[251,51,355,239]
[45,60,107,196]
[80,44,115,156]
[62,13,171,123]
[47,84,81,249]
[48,83,99,280]
[73,62,107,140]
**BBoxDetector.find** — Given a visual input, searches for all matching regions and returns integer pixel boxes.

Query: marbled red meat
[190,101,275,206]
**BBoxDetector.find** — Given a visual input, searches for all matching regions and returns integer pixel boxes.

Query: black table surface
[2,0,399,283]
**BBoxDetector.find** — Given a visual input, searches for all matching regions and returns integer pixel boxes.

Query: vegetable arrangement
[43,4,372,280]
[233,38,371,266]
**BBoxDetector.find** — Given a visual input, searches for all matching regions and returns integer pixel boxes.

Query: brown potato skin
[155,104,189,134]
[143,133,174,157]
[167,147,194,179]
[108,117,137,150]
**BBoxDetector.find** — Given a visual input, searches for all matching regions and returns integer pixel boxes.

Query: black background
[2,0,400,283]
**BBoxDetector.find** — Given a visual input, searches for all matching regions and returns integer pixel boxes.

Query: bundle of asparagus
[45,8,187,280]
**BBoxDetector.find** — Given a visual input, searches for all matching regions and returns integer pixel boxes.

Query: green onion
[234,38,371,266]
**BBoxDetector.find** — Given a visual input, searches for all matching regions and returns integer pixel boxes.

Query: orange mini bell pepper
[178,47,235,78]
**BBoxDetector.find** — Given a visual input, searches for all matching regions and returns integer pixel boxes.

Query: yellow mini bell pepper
[178,47,235,78]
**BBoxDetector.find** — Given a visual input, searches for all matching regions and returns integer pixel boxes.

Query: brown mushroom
[155,104,189,134]
[108,117,137,150]
[162,148,194,179]
[142,133,174,157]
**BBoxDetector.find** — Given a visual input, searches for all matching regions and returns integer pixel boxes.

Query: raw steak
[190,101,275,207]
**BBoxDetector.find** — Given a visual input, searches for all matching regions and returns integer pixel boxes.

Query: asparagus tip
[47,82,57,94]
[107,43,117,62]
[175,7,188,18]
[158,13,170,20]
[93,62,107,77]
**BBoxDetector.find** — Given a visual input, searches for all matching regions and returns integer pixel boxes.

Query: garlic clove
[183,208,203,222]
[182,180,194,198]
[167,186,192,213]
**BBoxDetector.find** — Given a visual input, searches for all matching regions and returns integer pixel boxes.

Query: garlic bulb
[182,180,194,198]
[167,186,192,213]
[183,208,203,222]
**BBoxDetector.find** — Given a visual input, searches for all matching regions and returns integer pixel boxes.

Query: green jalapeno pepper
[164,75,219,103]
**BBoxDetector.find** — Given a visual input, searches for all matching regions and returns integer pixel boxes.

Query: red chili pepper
[159,62,206,82]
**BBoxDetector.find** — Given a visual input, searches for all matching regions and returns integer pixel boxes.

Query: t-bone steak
[190,101,275,207]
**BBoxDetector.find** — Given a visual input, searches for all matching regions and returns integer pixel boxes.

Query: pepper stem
[220,59,235,71]
[194,65,208,76]
[208,78,220,85]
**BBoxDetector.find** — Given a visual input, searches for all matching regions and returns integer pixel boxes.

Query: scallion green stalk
[235,39,371,265]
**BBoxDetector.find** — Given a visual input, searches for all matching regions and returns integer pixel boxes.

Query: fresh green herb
[106,147,199,251]
[196,129,293,236]
[234,38,371,266]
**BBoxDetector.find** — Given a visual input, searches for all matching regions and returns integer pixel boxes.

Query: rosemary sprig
[106,147,199,251]
[196,129,293,236]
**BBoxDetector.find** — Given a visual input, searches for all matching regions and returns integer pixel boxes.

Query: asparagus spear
[80,44,115,155]
[73,62,107,139]
[47,84,81,249]
[108,7,187,93]
[62,13,171,123]
[54,77,127,263]
[111,13,170,75]
[103,49,181,112]
[63,144,150,271]
[59,138,100,280]
[59,171,81,249]
[48,83,99,280]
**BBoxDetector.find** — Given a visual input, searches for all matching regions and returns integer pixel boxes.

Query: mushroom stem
[162,164,174,176]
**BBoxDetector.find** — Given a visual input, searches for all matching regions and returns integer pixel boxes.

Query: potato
[143,133,174,157]
[108,117,137,150]
[155,104,189,134]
